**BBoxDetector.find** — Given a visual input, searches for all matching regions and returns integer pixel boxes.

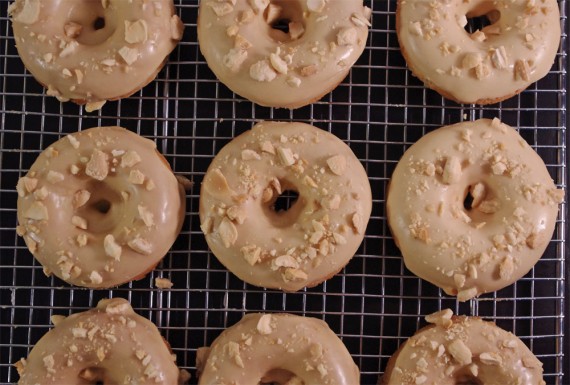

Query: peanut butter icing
[396,0,561,104]
[386,119,564,301]
[16,126,186,288]
[382,309,545,385]
[197,313,360,385]
[8,0,184,111]
[15,298,185,385]
[199,121,372,291]
[197,0,371,108]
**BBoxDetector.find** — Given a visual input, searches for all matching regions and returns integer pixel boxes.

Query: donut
[199,121,372,291]
[386,119,564,301]
[381,309,545,385]
[396,0,561,104]
[16,126,186,288]
[197,313,360,385]
[8,0,184,112]
[15,298,186,385]
[197,0,371,108]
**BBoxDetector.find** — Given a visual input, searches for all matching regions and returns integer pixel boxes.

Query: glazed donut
[197,313,359,385]
[16,126,186,288]
[197,0,371,108]
[386,119,563,301]
[396,0,561,104]
[381,309,545,385]
[199,121,372,291]
[8,0,184,112]
[15,298,185,385]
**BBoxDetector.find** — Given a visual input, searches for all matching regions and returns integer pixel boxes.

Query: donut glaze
[199,121,372,291]
[197,0,371,108]
[386,119,563,301]
[8,0,184,111]
[396,0,561,104]
[382,309,545,385]
[16,126,186,288]
[15,298,184,385]
[197,313,360,385]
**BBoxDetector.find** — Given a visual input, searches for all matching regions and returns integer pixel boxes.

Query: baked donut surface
[197,0,371,108]
[199,121,372,291]
[396,0,561,104]
[386,119,563,301]
[15,298,184,385]
[8,0,184,111]
[381,309,545,385]
[16,126,186,288]
[197,313,360,385]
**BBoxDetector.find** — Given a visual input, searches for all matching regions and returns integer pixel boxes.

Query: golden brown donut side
[8,0,184,111]
[16,126,186,288]
[199,121,372,291]
[15,298,185,385]
[381,310,545,385]
[197,313,360,385]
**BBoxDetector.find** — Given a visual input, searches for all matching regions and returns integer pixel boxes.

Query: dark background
[0,1,568,384]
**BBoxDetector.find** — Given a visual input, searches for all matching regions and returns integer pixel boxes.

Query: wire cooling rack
[0,1,567,384]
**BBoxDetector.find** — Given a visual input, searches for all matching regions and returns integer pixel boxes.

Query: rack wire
[0,1,567,384]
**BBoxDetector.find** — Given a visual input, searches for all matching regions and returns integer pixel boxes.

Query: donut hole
[92,199,111,214]
[262,181,306,229]
[260,368,299,385]
[270,19,291,35]
[93,17,106,31]
[272,190,299,212]
[78,367,105,383]
[67,2,116,46]
[76,181,124,233]
[463,188,475,210]
[464,5,501,38]
[264,1,305,42]
[457,378,482,385]
[456,373,483,385]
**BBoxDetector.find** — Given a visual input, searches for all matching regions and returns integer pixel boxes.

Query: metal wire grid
[0,0,567,383]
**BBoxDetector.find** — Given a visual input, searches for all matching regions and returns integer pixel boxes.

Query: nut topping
[127,237,152,255]
[442,156,461,184]
[104,234,122,260]
[16,176,38,197]
[256,314,273,334]
[250,59,277,82]
[337,27,357,46]
[218,217,238,247]
[425,308,453,328]
[448,339,472,365]
[85,149,109,181]
[124,20,148,44]
[24,201,49,220]
[73,190,91,209]
[276,147,296,166]
[326,155,346,175]
[10,0,40,24]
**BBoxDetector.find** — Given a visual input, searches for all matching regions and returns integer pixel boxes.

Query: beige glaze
[381,309,545,385]
[386,119,563,301]
[9,0,184,111]
[15,298,184,385]
[197,0,371,108]
[16,126,186,288]
[199,121,372,291]
[197,313,360,385]
[396,0,561,104]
